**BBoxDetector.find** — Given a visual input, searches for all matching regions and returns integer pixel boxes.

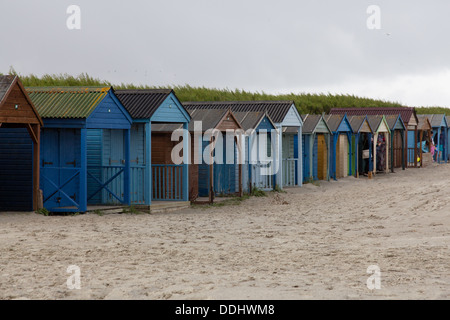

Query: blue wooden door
[214,137,236,195]
[313,135,318,180]
[102,129,125,204]
[302,135,309,182]
[130,124,145,204]
[198,140,210,197]
[41,129,80,210]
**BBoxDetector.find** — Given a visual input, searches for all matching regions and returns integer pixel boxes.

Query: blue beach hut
[233,111,277,192]
[420,114,448,163]
[300,114,331,182]
[26,87,133,213]
[324,114,353,180]
[348,115,373,177]
[183,101,303,189]
[114,90,191,210]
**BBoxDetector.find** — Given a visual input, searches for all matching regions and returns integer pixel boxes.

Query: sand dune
[0,163,449,300]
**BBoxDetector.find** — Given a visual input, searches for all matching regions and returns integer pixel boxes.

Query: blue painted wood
[301,134,309,182]
[407,130,415,163]
[0,128,33,211]
[42,118,86,129]
[198,140,210,197]
[124,128,131,205]
[80,129,88,212]
[87,91,132,129]
[256,115,275,132]
[145,122,151,205]
[87,129,102,204]
[40,128,81,211]
[313,135,318,180]
[183,122,189,201]
[151,93,190,123]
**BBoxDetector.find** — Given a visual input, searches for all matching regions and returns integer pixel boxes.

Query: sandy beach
[0,163,449,300]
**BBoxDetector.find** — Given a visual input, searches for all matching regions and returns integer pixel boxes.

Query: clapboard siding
[87,129,103,204]
[87,91,131,129]
[0,128,33,211]
[151,94,190,123]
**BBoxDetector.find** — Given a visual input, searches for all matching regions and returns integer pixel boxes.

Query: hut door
[317,134,327,180]
[41,129,80,209]
[101,129,125,205]
[393,130,402,168]
[336,134,348,178]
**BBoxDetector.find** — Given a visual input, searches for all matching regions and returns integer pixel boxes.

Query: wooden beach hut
[26,87,133,213]
[183,107,243,202]
[114,90,191,210]
[330,108,419,168]
[415,115,433,167]
[0,75,43,211]
[447,116,450,163]
[300,114,331,182]
[367,115,390,174]
[348,115,373,177]
[182,101,303,189]
[233,111,277,192]
[324,114,353,180]
[385,115,406,172]
[420,114,448,163]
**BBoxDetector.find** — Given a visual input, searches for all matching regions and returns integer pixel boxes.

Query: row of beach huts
[0,75,448,213]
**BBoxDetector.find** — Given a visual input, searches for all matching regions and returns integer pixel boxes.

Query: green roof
[26,86,111,118]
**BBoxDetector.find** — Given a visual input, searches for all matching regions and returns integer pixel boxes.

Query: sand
[0,163,449,300]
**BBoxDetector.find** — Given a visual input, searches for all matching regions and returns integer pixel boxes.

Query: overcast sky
[1,0,450,107]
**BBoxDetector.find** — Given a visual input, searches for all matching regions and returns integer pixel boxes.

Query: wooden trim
[32,124,41,211]
[0,77,16,109]
[16,77,44,126]
[26,123,38,144]
[216,109,244,131]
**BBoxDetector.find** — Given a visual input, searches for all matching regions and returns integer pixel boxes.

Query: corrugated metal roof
[115,89,178,119]
[0,75,15,105]
[26,86,110,118]
[420,114,446,128]
[330,107,417,125]
[348,115,369,133]
[301,114,321,133]
[183,101,294,124]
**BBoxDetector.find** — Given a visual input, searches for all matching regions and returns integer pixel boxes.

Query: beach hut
[26,87,133,213]
[420,114,448,163]
[447,116,450,163]
[367,115,390,174]
[182,101,303,188]
[385,115,406,172]
[233,111,277,192]
[324,114,353,180]
[114,90,191,209]
[300,114,331,182]
[0,75,43,211]
[183,107,243,202]
[416,115,433,166]
[330,108,419,168]
[348,115,373,177]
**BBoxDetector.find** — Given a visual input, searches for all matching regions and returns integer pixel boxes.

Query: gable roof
[233,111,276,131]
[301,114,330,134]
[0,75,43,125]
[324,114,351,132]
[348,115,372,133]
[329,107,418,126]
[417,115,433,131]
[420,114,447,128]
[115,89,190,120]
[182,100,295,124]
[26,86,111,118]
[385,114,405,130]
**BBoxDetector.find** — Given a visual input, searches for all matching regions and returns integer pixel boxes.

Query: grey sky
[1,0,450,107]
